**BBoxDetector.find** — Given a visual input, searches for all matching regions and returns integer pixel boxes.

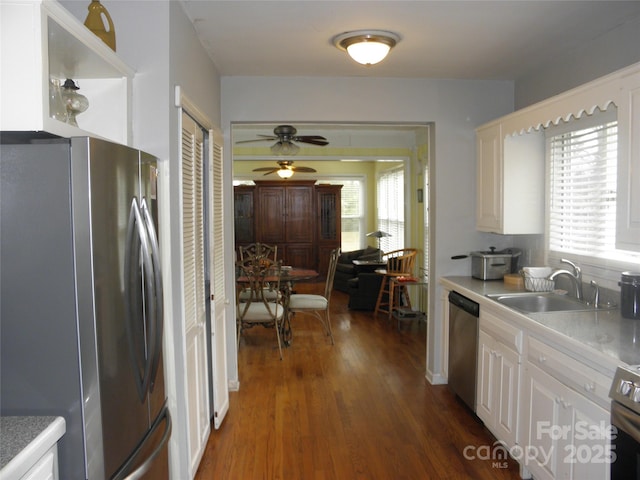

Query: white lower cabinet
[521,337,611,480]
[476,309,523,449]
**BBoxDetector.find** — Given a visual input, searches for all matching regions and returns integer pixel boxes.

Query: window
[377,166,404,252]
[325,178,364,252]
[547,108,640,269]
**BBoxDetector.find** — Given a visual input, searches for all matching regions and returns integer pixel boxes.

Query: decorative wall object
[84,0,116,51]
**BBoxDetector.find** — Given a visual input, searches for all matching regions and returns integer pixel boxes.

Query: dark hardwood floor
[195,282,522,479]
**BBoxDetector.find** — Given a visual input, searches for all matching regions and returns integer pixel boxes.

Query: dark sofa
[333,246,382,293]
[347,273,384,310]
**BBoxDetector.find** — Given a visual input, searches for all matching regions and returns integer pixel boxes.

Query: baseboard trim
[426,370,447,385]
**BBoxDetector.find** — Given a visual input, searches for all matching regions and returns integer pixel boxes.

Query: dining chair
[237,242,279,302]
[374,248,418,319]
[287,248,340,345]
[238,242,277,266]
[236,260,287,359]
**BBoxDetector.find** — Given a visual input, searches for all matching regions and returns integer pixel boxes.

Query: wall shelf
[1,0,134,145]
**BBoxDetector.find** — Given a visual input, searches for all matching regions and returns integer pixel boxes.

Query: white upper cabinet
[476,61,640,251]
[476,122,545,234]
[1,0,133,145]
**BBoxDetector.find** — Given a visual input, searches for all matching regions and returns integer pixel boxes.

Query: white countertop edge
[0,416,66,480]
[440,276,623,376]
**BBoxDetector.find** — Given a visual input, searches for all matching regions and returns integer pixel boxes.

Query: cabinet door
[316,185,342,275]
[477,329,520,450]
[494,344,520,448]
[286,186,314,243]
[476,123,502,232]
[317,186,341,242]
[234,187,254,244]
[524,361,611,480]
[257,186,286,243]
[476,330,495,425]
[558,387,611,480]
[284,244,315,270]
[523,364,562,480]
[21,446,58,480]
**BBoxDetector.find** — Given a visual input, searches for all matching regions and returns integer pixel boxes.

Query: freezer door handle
[140,198,164,392]
[111,403,172,480]
[124,197,157,402]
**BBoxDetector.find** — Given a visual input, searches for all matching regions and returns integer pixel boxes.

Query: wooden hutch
[234,180,342,275]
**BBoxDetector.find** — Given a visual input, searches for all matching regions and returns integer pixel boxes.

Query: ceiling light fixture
[271,141,300,156]
[333,30,400,66]
[277,167,294,179]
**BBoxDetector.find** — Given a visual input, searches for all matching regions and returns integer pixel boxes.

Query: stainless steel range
[609,365,640,479]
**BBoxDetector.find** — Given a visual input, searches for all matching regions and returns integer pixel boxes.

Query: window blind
[377,167,404,252]
[548,118,618,258]
[326,178,363,252]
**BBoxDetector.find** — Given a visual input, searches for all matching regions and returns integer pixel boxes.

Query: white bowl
[522,267,552,278]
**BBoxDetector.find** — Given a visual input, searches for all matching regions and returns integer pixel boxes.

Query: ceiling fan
[253,160,317,179]
[236,124,329,155]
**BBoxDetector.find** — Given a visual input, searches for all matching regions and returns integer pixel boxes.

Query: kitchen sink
[486,292,596,313]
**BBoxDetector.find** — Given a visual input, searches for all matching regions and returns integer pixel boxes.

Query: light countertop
[0,416,65,479]
[440,276,640,369]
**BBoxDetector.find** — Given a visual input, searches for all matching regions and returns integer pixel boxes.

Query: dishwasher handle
[449,291,480,317]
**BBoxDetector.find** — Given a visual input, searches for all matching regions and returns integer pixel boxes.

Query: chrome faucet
[548,259,583,301]
[590,280,600,308]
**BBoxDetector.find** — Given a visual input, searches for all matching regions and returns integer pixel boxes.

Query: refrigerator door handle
[140,198,164,392]
[124,197,157,402]
[111,403,172,480]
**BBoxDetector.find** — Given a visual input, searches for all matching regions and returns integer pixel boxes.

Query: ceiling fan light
[277,168,294,179]
[333,30,400,66]
[271,141,299,156]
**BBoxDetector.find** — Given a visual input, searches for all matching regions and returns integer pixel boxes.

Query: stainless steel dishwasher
[448,291,480,411]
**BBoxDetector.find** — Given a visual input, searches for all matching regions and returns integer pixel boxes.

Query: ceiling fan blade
[253,167,279,172]
[295,135,327,141]
[294,136,329,146]
[291,166,317,173]
[235,136,277,144]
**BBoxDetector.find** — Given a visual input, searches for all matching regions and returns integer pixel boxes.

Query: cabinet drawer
[22,448,56,480]
[527,336,611,409]
[480,309,523,354]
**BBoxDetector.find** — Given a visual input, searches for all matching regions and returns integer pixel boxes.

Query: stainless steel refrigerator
[1,134,171,479]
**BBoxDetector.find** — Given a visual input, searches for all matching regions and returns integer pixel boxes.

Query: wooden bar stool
[373,249,418,319]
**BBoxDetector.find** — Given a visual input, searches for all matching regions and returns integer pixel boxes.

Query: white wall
[221,75,514,384]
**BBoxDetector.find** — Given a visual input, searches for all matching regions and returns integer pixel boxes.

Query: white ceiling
[180,0,640,80]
